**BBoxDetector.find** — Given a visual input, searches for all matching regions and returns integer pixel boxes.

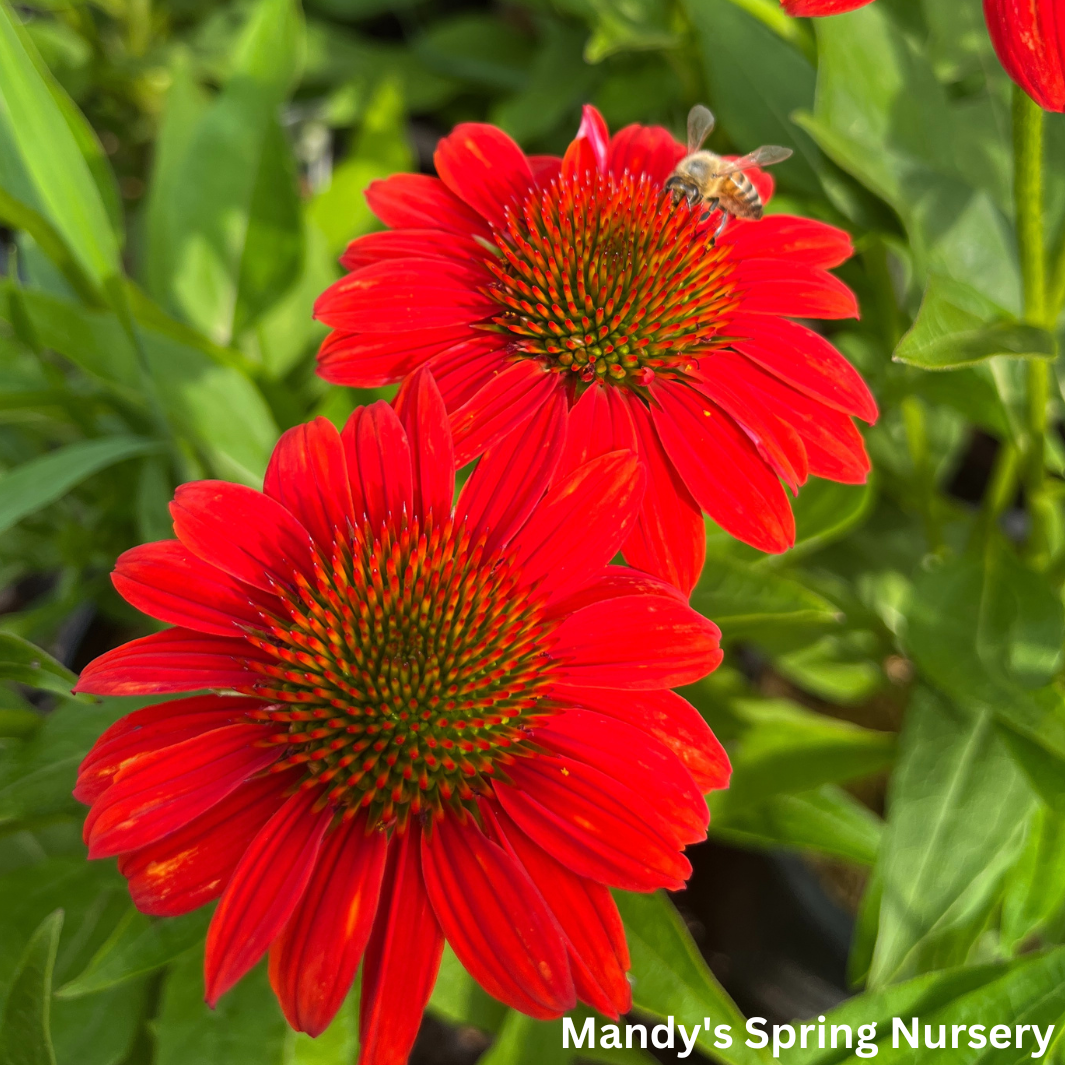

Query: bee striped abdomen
[728,173,762,219]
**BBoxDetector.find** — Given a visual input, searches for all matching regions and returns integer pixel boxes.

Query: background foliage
[0,0,1064,1061]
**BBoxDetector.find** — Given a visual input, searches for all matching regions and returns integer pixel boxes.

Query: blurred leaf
[0,910,61,1065]
[479,1007,657,1065]
[895,274,1056,370]
[0,709,41,740]
[711,784,883,865]
[615,891,768,1065]
[787,478,874,560]
[414,14,533,89]
[1001,806,1065,952]
[682,0,821,194]
[428,944,507,1033]
[793,948,1065,1065]
[715,698,894,814]
[774,632,884,705]
[57,908,210,999]
[691,555,839,639]
[0,634,76,698]
[282,987,358,1065]
[869,689,1035,985]
[0,2,119,292]
[584,0,678,64]
[0,437,158,537]
[155,951,287,1065]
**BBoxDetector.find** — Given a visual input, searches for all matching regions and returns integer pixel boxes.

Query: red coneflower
[315,105,876,593]
[74,370,729,1064]
[984,0,1065,111]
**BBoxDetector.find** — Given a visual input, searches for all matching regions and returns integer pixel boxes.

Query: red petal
[393,367,455,525]
[550,593,722,689]
[427,334,511,410]
[340,228,484,272]
[783,0,874,12]
[359,825,443,1065]
[550,683,731,793]
[75,628,273,696]
[314,259,495,333]
[421,814,574,1017]
[170,481,315,593]
[341,402,413,530]
[364,174,491,237]
[711,353,870,483]
[722,215,853,269]
[317,325,475,389]
[507,451,645,605]
[537,708,708,842]
[456,388,567,554]
[732,259,858,319]
[112,542,279,638]
[562,105,610,181]
[623,401,705,595]
[205,787,333,1005]
[434,124,534,230]
[650,380,795,553]
[984,0,1065,112]
[449,360,562,467]
[495,756,692,891]
[118,771,295,916]
[270,814,388,1036]
[263,418,353,552]
[545,564,686,618]
[76,694,262,804]
[528,154,563,186]
[484,803,631,1018]
[554,382,637,482]
[608,124,685,185]
[84,723,280,858]
[695,357,809,492]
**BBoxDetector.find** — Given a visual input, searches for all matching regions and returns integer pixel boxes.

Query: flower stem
[1013,85,1051,561]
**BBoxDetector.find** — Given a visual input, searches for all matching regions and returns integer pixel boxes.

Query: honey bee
[665,105,793,236]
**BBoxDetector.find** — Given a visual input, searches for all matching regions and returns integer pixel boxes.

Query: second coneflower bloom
[74,370,729,1065]
[315,105,876,592]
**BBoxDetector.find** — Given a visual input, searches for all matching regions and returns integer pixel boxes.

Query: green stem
[1014,85,1051,562]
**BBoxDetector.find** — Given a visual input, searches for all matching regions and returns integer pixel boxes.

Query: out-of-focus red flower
[74,369,729,1065]
[984,0,1065,111]
[781,0,874,13]
[315,106,876,591]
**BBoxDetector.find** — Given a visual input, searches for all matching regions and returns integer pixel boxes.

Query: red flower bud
[984,0,1065,111]
[780,0,874,13]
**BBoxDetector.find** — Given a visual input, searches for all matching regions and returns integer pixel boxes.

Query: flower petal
[623,400,705,596]
[364,174,491,237]
[84,723,280,859]
[554,382,637,482]
[421,814,574,1017]
[434,123,534,230]
[528,154,563,187]
[495,756,691,891]
[393,367,455,526]
[484,803,631,1018]
[550,593,722,689]
[317,325,476,388]
[562,105,610,180]
[263,418,354,552]
[315,259,496,333]
[427,335,511,410]
[205,787,333,1006]
[269,814,388,1037]
[456,388,567,554]
[112,542,279,638]
[728,312,877,422]
[608,124,685,184]
[650,380,795,553]
[118,771,295,916]
[782,0,874,12]
[449,360,563,468]
[731,259,858,319]
[549,683,731,793]
[170,481,315,593]
[545,564,685,618]
[76,694,262,804]
[341,402,413,530]
[721,215,853,269]
[75,629,273,696]
[340,228,484,272]
[359,825,443,1065]
[506,451,645,605]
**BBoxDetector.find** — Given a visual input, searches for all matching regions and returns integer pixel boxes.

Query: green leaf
[282,987,359,1065]
[1001,806,1065,952]
[895,274,1056,370]
[869,689,1035,985]
[787,478,875,560]
[428,944,507,1033]
[691,555,839,639]
[682,0,821,194]
[615,891,768,1065]
[0,437,158,537]
[0,910,61,1065]
[0,634,76,698]
[0,3,119,290]
[584,0,678,63]
[774,632,885,705]
[711,784,884,866]
[478,1007,658,1065]
[57,908,211,999]
[155,951,287,1065]
[413,14,534,88]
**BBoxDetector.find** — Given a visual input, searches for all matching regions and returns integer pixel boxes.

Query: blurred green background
[3,0,1065,1062]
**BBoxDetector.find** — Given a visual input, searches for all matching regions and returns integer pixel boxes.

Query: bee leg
[714,212,730,239]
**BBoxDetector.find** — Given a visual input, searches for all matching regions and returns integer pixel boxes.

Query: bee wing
[686,105,715,154]
[714,146,794,174]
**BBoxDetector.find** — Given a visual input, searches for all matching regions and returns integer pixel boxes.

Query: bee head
[664,174,701,206]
